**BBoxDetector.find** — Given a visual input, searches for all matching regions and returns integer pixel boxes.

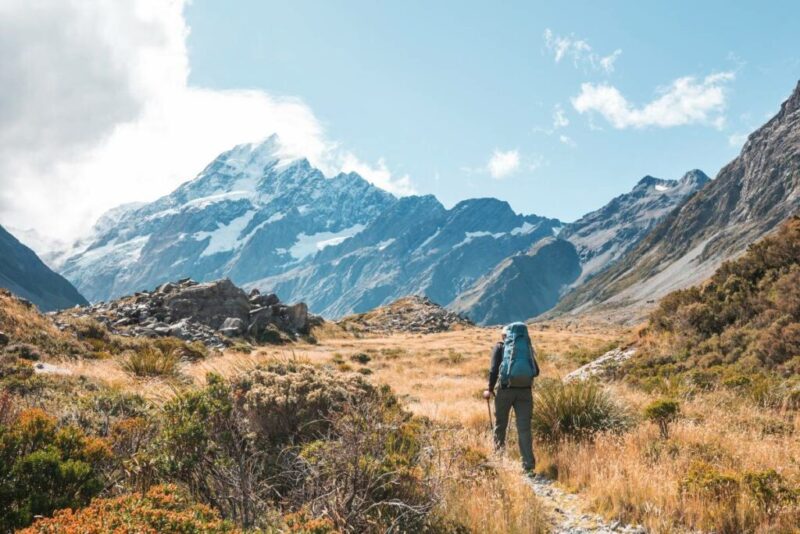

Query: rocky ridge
[54,278,317,349]
[555,80,800,321]
[337,295,473,334]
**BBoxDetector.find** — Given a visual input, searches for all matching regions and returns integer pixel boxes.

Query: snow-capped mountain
[60,135,395,302]
[60,132,708,324]
[247,195,562,317]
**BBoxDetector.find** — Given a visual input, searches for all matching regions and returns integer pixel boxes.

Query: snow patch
[376,238,395,250]
[193,211,256,258]
[455,230,506,248]
[654,184,670,192]
[510,222,536,235]
[289,224,366,260]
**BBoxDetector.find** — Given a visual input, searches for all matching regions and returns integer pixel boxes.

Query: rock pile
[338,295,473,335]
[54,278,317,349]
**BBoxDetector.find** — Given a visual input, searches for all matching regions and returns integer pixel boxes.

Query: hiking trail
[525,475,646,534]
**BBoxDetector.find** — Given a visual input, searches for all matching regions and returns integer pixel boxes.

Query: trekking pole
[486,396,494,433]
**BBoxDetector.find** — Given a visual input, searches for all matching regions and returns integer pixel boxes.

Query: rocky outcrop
[563,347,636,382]
[555,80,800,322]
[0,224,88,312]
[55,278,316,349]
[337,295,473,334]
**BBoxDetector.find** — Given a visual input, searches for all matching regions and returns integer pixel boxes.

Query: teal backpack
[499,322,540,388]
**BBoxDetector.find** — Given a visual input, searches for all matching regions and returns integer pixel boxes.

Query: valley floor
[49,319,800,533]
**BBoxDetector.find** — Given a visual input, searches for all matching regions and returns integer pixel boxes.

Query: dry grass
[0,290,84,357]
[53,322,624,532]
[53,319,800,532]
[536,384,800,533]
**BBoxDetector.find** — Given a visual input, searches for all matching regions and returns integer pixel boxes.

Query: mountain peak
[781,79,800,115]
[679,169,710,187]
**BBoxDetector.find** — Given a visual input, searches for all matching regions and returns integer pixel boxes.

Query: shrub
[0,409,112,530]
[532,379,630,443]
[681,461,739,501]
[121,346,181,378]
[18,484,240,533]
[285,396,435,532]
[234,362,375,443]
[643,399,680,439]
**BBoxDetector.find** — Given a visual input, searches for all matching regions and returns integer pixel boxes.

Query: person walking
[483,322,539,474]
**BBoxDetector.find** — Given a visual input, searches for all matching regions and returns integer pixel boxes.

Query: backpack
[499,322,540,388]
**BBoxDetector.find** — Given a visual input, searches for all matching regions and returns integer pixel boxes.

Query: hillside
[555,80,800,321]
[0,225,87,311]
[631,216,800,384]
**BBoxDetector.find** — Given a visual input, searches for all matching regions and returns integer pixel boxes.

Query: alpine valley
[23,81,800,326]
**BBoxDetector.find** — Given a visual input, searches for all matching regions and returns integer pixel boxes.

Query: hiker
[483,322,539,474]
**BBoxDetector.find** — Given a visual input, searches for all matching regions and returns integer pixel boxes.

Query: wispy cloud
[553,104,569,128]
[559,135,576,147]
[543,29,621,74]
[571,72,735,129]
[487,149,520,179]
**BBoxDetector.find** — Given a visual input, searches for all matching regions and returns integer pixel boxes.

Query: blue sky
[2,1,799,245]
[184,1,800,222]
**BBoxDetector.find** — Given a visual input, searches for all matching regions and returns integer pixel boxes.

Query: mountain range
[6,80,798,325]
[51,136,706,322]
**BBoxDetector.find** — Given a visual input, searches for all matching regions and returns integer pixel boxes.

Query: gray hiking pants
[494,387,535,471]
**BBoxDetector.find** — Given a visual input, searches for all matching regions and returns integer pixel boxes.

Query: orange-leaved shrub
[18,484,240,534]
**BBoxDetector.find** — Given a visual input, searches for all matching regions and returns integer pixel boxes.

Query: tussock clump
[120,346,181,378]
[532,379,631,442]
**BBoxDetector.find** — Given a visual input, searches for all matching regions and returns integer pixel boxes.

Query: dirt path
[525,475,646,534]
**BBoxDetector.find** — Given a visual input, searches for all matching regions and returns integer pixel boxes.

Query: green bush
[532,379,630,443]
[643,399,680,438]
[0,408,112,531]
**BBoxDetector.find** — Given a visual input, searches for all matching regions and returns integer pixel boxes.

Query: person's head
[500,325,509,341]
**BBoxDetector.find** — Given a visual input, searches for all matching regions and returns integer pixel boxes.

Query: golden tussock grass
[52,319,799,532]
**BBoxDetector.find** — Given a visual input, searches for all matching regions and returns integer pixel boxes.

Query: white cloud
[543,29,621,74]
[0,0,414,244]
[559,135,576,147]
[338,154,415,196]
[553,104,570,128]
[487,149,520,179]
[571,72,735,129]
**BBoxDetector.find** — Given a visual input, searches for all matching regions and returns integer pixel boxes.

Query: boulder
[286,302,309,333]
[0,331,8,347]
[164,278,249,330]
[247,306,274,338]
[220,317,246,337]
